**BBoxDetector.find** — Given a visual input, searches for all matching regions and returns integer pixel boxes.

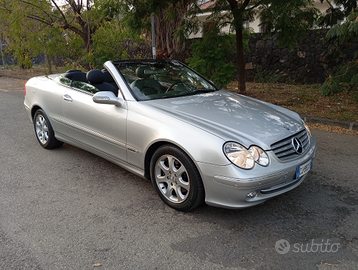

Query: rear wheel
[34,109,63,149]
[150,144,204,211]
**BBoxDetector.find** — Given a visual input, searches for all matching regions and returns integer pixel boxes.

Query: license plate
[296,159,313,179]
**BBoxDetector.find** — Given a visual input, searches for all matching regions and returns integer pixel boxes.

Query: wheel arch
[31,105,42,120]
[143,140,202,182]
[144,141,169,180]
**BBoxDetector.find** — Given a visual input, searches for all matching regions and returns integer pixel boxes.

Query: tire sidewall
[150,144,204,211]
[33,109,61,149]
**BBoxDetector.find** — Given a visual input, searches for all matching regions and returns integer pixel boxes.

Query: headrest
[87,69,105,84]
[136,66,151,79]
[102,69,114,83]
[64,71,88,82]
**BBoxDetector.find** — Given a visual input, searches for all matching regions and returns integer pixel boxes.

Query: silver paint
[24,60,317,209]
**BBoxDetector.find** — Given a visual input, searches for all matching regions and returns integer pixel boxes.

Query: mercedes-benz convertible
[24,60,317,211]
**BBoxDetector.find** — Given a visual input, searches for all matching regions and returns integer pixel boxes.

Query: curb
[300,114,358,131]
[1,73,357,131]
[0,74,31,80]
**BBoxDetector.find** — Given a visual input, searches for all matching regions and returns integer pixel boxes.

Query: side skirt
[55,132,146,179]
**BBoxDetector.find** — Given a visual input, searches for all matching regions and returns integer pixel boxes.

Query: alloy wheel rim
[154,154,190,203]
[35,115,49,145]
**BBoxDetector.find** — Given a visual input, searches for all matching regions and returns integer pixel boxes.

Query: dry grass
[0,66,67,78]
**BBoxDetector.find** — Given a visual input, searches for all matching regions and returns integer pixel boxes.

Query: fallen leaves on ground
[308,123,358,136]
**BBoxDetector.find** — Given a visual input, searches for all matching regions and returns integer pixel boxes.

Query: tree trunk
[236,27,246,94]
[151,3,188,59]
[226,0,248,94]
[45,53,52,74]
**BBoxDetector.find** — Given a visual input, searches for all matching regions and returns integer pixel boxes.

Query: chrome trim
[127,146,139,153]
[271,129,310,161]
[214,171,289,189]
[63,94,73,102]
[292,137,303,154]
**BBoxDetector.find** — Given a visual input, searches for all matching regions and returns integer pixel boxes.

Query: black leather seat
[130,66,163,95]
[87,69,118,96]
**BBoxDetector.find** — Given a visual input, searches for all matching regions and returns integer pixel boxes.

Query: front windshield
[114,60,217,100]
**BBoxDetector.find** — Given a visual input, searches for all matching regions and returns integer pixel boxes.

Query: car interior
[63,69,118,96]
[130,66,164,95]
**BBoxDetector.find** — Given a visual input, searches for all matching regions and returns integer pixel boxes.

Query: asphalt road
[0,76,357,270]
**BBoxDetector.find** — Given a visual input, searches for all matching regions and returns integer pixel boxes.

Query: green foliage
[91,20,131,68]
[176,0,319,93]
[186,28,237,88]
[259,0,319,49]
[325,9,358,44]
[321,60,358,101]
[321,9,358,101]
[317,0,357,28]
[0,0,126,70]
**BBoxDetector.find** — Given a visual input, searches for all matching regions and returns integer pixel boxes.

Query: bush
[186,27,236,88]
[321,60,358,102]
[321,9,358,102]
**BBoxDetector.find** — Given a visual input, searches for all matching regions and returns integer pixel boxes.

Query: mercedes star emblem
[292,137,303,154]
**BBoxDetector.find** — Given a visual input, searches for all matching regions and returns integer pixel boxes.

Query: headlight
[223,142,269,169]
[303,120,312,137]
[248,146,269,167]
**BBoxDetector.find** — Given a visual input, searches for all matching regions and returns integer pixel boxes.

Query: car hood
[144,90,304,149]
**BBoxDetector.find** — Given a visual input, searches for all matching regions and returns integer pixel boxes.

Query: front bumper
[198,136,317,209]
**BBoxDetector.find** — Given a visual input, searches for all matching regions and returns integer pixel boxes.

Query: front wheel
[150,145,204,211]
[33,109,63,149]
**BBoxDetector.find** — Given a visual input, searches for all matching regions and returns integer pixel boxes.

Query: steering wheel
[165,81,183,93]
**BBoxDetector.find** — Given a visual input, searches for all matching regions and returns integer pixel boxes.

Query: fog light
[246,191,257,199]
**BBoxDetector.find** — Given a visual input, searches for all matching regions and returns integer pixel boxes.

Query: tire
[33,109,63,149]
[150,144,204,211]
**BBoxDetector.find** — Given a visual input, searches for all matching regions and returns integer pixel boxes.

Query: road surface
[0,76,357,269]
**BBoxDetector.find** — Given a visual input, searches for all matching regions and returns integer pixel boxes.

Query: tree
[317,0,357,27]
[90,20,131,68]
[184,0,319,93]
[320,8,358,101]
[123,0,319,94]
[0,1,67,69]
[120,0,194,58]
[186,26,238,88]
[0,0,121,68]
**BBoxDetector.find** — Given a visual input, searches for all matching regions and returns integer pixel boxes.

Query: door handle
[63,94,73,102]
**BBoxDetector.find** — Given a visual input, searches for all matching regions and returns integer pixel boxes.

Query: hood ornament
[292,137,303,154]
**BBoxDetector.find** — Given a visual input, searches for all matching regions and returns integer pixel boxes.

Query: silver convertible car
[24,60,317,211]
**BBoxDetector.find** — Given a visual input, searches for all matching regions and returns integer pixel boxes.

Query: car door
[60,86,128,163]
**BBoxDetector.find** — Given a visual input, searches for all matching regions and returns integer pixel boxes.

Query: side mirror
[92,91,124,107]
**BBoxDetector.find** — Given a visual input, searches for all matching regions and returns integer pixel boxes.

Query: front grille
[271,129,310,161]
